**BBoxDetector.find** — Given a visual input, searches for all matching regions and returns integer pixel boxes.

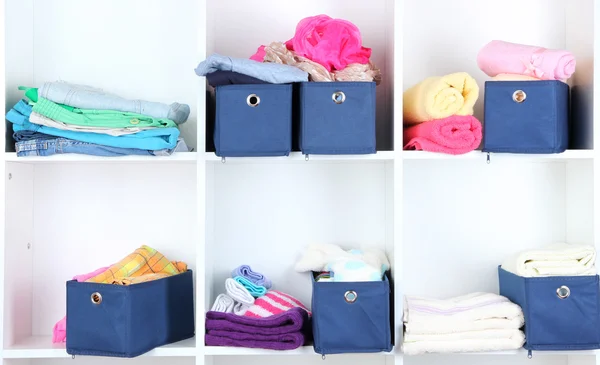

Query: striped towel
[87,245,187,284]
[243,291,311,318]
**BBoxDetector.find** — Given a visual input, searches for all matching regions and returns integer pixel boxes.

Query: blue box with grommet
[483,81,569,153]
[66,270,195,358]
[311,271,393,355]
[296,82,376,155]
[498,266,600,352]
[214,84,292,157]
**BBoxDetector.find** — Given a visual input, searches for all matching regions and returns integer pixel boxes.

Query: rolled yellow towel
[403,72,479,125]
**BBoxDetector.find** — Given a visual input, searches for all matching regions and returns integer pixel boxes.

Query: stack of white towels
[402,292,525,355]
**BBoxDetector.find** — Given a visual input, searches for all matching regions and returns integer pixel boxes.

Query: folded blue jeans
[12,129,54,142]
[38,81,190,124]
[16,137,188,157]
[6,100,180,151]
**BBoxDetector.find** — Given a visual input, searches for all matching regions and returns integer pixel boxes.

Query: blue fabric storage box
[311,272,392,355]
[66,270,195,358]
[297,82,376,155]
[214,84,292,157]
[498,267,600,351]
[483,81,569,153]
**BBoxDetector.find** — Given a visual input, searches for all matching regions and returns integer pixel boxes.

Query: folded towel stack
[6,83,190,158]
[477,40,576,82]
[501,243,596,277]
[205,307,311,350]
[402,72,482,155]
[207,265,311,350]
[403,292,525,355]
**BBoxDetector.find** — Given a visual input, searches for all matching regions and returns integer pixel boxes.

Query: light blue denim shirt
[7,100,180,151]
[38,82,190,124]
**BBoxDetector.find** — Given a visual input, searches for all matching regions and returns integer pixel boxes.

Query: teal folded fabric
[234,276,267,298]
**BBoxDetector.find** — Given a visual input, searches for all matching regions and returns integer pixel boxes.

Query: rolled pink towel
[403,115,482,155]
[477,40,576,81]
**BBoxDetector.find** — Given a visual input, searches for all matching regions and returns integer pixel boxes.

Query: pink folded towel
[403,115,482,155]
[477,40,576,81]
[52,266,109,343]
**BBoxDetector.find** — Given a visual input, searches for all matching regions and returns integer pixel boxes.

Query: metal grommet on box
[246,94,260,107]
[130,118,140,125]
[512,90,526,103]
[556,285,570,299]
[344,290,357,303]
[332,91,345,104]
[91,292,102,305]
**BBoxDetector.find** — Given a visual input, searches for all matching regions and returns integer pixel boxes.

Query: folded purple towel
[205,307,310,350]
[206,307,307,335]
[205,331,306,350]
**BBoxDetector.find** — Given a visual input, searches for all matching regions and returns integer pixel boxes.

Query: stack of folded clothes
[402,292,525,355]
[6,82,191,157]
[206,264,311,350]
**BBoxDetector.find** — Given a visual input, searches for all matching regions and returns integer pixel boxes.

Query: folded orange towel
[87,245,187,284]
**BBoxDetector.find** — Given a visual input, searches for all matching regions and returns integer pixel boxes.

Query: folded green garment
[20,87,177,129]
[234,276,267,298]
[20,87,74,111]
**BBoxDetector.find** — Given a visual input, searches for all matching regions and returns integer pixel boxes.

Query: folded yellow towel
[403,72,479,125]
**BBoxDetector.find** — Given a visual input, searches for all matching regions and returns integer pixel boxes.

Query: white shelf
[2,336,197,358]
[402,150,595,161]
[4,152,198,164]
[204,151,395,163]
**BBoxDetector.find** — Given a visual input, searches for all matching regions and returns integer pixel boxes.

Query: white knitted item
[211,293,234,313]
[225,278,254,306]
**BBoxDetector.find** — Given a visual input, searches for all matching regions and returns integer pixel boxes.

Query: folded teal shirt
[7,100,179,151]
[234,276,267,298]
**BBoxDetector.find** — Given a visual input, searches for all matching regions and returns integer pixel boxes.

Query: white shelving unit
[1,1,598,365]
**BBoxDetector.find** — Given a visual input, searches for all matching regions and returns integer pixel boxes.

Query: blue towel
[233,276,267,298]
[232,265,272,289]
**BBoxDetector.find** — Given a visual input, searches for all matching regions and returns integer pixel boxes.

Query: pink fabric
[52,266,110,343]
[250,46,266,62]
[243,291,311,318]
[283,15,371,72]
[477,40,576,81]
[403,115,482,155]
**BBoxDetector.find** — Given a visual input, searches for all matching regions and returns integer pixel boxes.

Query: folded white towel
[402,330,525,355]
[404,293,524,335]
[233,302,250,315]
[404,328,523,342]
[211,293,235,313]
[501,243,596,277]
[225,278,255,306]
